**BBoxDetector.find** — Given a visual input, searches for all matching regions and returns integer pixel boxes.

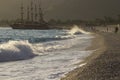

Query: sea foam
[0,28,94,80]
[68,25,91,35]
[0,27,92,62]
[0,40,36,62]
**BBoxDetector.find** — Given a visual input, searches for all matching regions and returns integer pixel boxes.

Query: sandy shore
[61,32,120,80]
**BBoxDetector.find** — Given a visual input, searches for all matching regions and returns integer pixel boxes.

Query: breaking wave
[0,38,75,62]
[68,25,91,35]
[0,27,92,62]
[0,27,95,80]
[0,40,36,62]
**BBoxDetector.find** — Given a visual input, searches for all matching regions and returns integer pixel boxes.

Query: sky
[0,0,120,21]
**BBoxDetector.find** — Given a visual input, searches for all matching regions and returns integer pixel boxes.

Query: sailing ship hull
[10,23,51,30]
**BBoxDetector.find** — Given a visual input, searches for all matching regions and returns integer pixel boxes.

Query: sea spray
[0,36,77,62]
[0,40,36,62]
[0,35,76,62]
[68,25,91,35]
[0,28,93,62]
[0,29,94,80]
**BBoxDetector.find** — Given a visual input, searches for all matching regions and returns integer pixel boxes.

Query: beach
[0,26,119,80]
[61,31,120,80]
[0,28,94,80]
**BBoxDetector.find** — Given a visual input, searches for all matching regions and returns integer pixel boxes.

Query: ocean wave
[0,34,74,44]
[0,38,13,43]
[29,35,73,43]
[0,34,88,62]
[68,25,91,35]
[0,28,92,62]
[0,38,72,62]
[0,28,94,80]
[0,40,37,62]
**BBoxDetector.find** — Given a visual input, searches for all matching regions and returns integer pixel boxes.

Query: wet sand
[61,32,120,80]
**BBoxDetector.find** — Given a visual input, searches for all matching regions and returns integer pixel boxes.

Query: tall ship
[10,0,50,29]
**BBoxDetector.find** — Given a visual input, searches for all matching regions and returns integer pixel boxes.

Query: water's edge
[61,33,106,80]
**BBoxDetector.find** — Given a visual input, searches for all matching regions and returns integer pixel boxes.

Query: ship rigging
[10,0,50,29]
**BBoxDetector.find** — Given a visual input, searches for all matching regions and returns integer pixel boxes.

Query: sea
[0,26,94,80]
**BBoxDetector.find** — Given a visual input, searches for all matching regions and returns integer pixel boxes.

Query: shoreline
[84,33,106,63]
[61,33,106,80]
[61,32,120,80]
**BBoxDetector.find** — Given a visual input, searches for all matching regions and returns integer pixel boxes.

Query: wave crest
[0,40,36,62]
[68,25,90,35]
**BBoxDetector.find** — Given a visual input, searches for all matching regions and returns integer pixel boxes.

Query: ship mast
[34,3,38,22]
[20,2,24,23]
[27,6,30,22]
[39,0,44,23]
[20,0,45,24]
[31,0,34,22]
